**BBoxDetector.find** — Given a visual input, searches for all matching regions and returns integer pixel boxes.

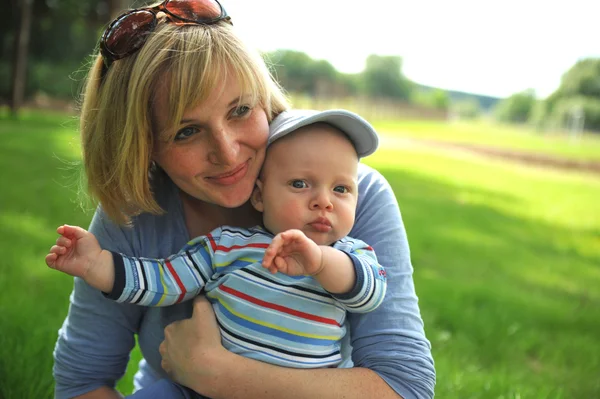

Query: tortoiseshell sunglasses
[100,0,231,68]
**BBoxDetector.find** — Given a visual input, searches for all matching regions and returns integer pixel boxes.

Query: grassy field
[1,109,599,398]
[374,119,600,162]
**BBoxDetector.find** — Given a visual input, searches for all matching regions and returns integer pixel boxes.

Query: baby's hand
[262,229,323,276]
[46,224,103,280]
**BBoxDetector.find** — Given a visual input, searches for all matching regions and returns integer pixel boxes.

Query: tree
[108,0,130,18]
[362,55,412,100]
[553,58,600,99]
[266,50,318,94]
[494,89,536,123]
[2,0,133,102]
[413,88,449,110]
[545,58,600,131]
[9,0,33,114]
[266,50,355,97]
[450,99,480,120]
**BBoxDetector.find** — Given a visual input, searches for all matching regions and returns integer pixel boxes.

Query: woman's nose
[207,127,240,165]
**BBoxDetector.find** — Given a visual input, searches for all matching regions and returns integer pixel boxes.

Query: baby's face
[254,124,359,245]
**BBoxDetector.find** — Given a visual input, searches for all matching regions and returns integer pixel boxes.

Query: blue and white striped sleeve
[330,237,387,313]
[105,230,219,306]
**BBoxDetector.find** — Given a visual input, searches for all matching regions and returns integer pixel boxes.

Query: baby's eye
[333,185,349,194]
[174,126,199,141]
[290,180,308,189]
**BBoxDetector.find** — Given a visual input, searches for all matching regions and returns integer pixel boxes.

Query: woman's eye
[232,105,251,118]
[334,185,349,194]
[291,180,308,189]
[174,126,198,141]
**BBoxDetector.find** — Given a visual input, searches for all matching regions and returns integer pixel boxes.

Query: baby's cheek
[279,203,304,229]
[339,204,357,231]
[264,202,299,233]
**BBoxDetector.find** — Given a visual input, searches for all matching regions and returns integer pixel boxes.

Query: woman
[53,1,435,398]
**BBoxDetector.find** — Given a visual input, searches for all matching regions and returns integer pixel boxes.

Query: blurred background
[1,0,599,398]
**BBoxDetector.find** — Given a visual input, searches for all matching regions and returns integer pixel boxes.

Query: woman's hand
[159,296,226,392]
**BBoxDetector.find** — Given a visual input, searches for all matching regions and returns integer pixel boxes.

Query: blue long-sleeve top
[53,164,436,398]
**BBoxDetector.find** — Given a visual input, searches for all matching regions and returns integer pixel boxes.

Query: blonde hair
[79,21,289,225]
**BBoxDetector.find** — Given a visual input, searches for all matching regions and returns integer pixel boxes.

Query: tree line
[495,58,600,132]
[5,0,600,132]
[3,0,444,113]
[3,0,132,111]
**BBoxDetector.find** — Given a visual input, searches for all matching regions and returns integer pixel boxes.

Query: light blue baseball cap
[268,109,379,158]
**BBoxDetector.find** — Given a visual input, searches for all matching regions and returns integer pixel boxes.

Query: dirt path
[382,136,600,176]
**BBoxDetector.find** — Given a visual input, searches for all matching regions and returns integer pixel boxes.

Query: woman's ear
[250,180,264,212]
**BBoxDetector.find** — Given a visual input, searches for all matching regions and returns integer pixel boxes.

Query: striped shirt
[108,225,387,368]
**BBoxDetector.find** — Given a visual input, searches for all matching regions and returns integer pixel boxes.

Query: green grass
[1,110,599,398]
[0,109,141,397]
[364,146,600,398]
[374,119,600,162]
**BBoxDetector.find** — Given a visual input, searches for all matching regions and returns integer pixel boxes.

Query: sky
[228,0,600,99]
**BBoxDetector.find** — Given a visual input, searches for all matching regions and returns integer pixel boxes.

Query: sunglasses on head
[100,0,231,68]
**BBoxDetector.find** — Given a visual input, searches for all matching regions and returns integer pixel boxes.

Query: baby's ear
[250,180,264,212]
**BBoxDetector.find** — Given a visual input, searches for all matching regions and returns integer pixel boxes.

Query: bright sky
[229,0,599,99]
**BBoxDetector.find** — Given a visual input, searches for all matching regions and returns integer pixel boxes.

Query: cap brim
[269,109,379,158]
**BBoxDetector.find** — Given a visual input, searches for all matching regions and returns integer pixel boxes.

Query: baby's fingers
[49,244,67,256]
[58,224,88,240]
[267,265,278,274]
[56,236,72,248]
[280,229,304,243]
[45,253,58,268]
[262,246,276,268]
[270,234,285,250]
[263,236,284,268]
[274,257,287,272]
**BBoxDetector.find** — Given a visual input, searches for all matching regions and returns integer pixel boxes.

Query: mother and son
[46,0,435,398]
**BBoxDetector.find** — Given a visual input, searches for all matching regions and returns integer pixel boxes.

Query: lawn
[364,145,600,398]
[1,109,599,398]
[0,109,142,397]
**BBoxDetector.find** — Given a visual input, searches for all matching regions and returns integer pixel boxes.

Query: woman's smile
[206,159,251,186]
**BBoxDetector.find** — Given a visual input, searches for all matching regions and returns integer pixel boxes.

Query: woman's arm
[53,208,144,399]
[212,356,402,399]
[72,386,124,399]
[206,351,404,399]
[161,297,403,399]
[161,165,436,399]
[344,164,436,398]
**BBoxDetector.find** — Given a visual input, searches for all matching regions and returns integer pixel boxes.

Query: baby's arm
[108,234,215,306]
[46,224,115,293]
[262,229,356,294]
[262,230,387,311]
[330,237,387,313]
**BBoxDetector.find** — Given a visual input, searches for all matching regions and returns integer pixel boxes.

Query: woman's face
[152,76,269,208]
